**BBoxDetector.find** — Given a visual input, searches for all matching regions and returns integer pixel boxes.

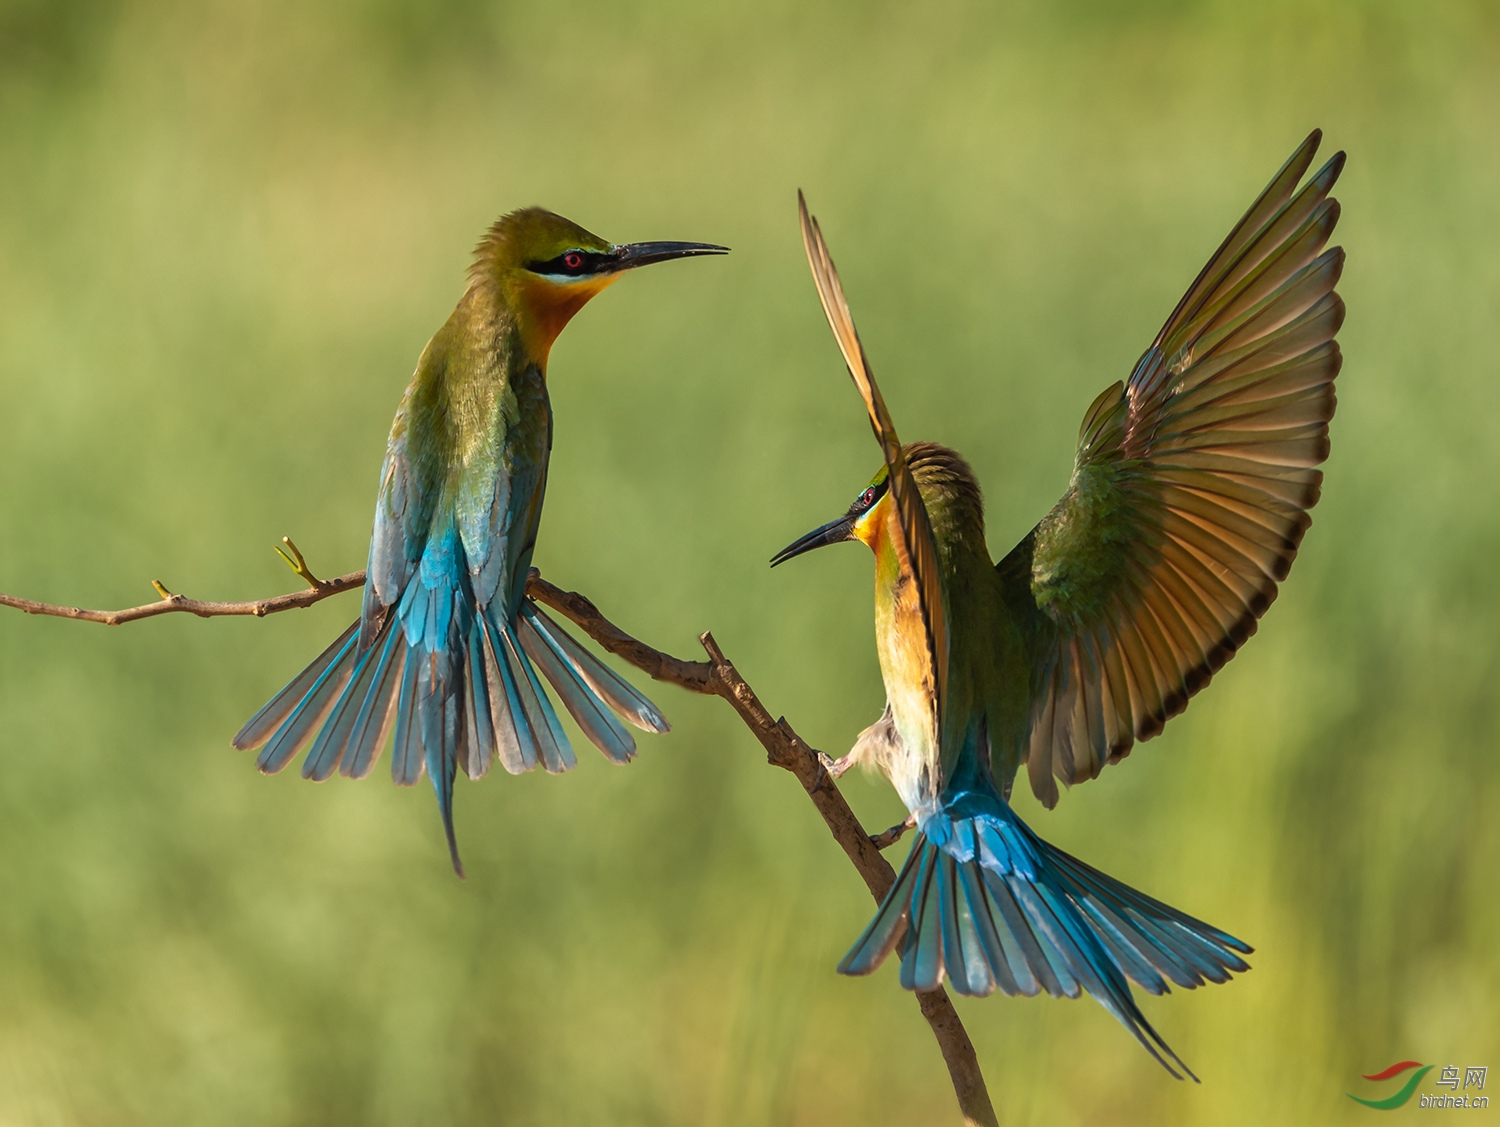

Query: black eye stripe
[850,478,889,515]
[526,250,609,277]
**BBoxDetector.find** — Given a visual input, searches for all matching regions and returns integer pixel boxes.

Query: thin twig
[0,570,365,625]
[273,536,326,590]
[0,555,997,1126]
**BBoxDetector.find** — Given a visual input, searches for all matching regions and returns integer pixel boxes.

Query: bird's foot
[870,814,916,850]
[818,751,856,779]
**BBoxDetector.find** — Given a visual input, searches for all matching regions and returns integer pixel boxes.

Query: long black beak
[770,515,854,567]
[607,241,729,272]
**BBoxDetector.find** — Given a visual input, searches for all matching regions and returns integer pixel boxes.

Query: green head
[770,443,984,568]
[471,206,727,363]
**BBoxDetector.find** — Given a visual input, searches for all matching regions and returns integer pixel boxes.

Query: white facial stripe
[852,496,883,536]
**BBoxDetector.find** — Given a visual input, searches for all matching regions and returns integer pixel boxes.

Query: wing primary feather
[798,191,948,739]
[1154,130,1323,349]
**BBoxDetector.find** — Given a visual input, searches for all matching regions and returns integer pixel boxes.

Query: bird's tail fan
[518,602,669,752]
[837,798,1251,1079]
[472,609,572,775]
[233,621,360,772]
[234,592,670,877]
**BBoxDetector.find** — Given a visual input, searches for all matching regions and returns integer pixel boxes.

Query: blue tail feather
[236,555,669,873]
[937,853,980,995]
[518,606,635,764]
[462,620,496,780]
[418,661,465,877]
[1009,879,1083,997]
[525,604,670,734]
[252,626,359,774]
[892,857,924,990]
[978,869,1059,996]
[1046,848,1252,985]
[234,621,360,753]
[839,854,913,974]
[955,861,1024,995]
[482,614,530,773]
[341,622,404,780]
[1062,885,1173,994]
[495,615,572,773]
[480,613,540,774]
[302,629,389,781]
[839,787,1250,1080]
[390,650,423,786]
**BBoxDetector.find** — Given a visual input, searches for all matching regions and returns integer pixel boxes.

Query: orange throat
[514,273,619,367]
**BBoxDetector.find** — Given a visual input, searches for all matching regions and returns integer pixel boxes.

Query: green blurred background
[0,1,1495,1123]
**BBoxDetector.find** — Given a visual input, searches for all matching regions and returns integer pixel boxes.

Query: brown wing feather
[1002,132,1345,806]
[798,193,950,722]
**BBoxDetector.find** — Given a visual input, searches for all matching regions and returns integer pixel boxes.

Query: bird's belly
[874,591,940,814]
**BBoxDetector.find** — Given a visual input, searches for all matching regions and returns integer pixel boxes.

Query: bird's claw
[870,814,916,850]
[818,751,855,779]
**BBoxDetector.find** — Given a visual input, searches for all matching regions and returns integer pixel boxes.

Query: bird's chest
[873,566,940,810]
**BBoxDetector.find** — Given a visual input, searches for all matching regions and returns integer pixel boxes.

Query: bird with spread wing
[773,131,1344,1077]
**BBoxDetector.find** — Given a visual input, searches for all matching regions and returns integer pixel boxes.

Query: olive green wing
[996,130,1345,806]
[799,193,949,731]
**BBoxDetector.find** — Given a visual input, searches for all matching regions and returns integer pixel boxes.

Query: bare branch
[530,579,998,1127]
[0,554,997,1125]
[0,569,366,625]
[524,572,716,693]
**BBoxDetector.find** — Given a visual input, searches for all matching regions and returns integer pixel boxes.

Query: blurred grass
[0,0,1495,1123]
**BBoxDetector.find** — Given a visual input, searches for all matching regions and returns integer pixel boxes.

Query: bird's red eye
[860,488,875,507]
[564,252,583,270]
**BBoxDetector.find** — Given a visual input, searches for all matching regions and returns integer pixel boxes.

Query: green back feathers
[905,443,986,560]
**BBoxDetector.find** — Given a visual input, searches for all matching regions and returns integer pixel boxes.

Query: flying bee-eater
[774,132,1344,1077]
[234,208,727,876]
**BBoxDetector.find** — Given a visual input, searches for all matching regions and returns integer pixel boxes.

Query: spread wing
[996,130,1345,806]
[799,193,949,736]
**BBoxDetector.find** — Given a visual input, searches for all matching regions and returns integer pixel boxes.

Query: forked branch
[0,552,997,1127]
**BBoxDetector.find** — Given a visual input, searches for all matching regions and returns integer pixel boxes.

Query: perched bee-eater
[775,132,1343,1077]
[234,209,727,876]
